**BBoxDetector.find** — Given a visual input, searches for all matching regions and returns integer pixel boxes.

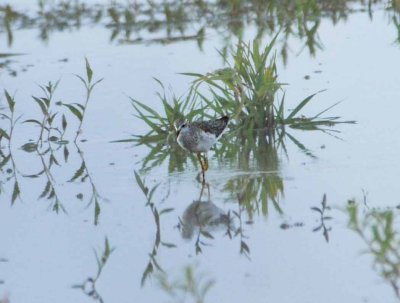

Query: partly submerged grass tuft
[116,78,208,144]
[128,36,355,147]
[120,36,355,216]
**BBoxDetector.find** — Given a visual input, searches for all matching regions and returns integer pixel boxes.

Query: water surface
[1,1,400,302]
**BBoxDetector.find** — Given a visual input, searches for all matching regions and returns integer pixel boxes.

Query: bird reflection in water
[180,183,234,241]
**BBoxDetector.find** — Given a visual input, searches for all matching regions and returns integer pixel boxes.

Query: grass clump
[127,35,354,170]
[184,36,281,130]
[185,35,354,133]
[131,35,354,145]
[128,79,207,144]
[126,35,355,215]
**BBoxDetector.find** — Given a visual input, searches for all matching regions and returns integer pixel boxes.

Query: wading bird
[174,116,229,181]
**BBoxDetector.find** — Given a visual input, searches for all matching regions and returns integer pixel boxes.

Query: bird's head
[173,118,188,135]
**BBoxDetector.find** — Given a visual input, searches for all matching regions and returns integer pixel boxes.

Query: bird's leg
[202,153,209,171]
[197,153,204,171]
[199,181,210,201]
[197,153,207,184]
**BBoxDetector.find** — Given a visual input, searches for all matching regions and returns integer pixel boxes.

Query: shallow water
[1,1,400,302]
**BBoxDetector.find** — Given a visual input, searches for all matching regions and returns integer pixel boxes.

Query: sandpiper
[174,116,229,180]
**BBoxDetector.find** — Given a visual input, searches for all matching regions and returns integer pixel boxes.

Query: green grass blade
[286,90,325,121]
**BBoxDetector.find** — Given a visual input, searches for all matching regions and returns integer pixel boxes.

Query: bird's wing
[193,117,229,137]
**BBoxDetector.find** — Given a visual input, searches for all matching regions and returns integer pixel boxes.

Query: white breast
[195,131,217,152]
[177,128,217,153]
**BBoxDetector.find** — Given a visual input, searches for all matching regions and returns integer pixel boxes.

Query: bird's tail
[219,116,229,125]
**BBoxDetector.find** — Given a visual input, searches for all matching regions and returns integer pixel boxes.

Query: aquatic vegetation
[115,80,208,173]
[130,38,353,150]
[24,80,67,147]
[63,58,103,141]
[0,90,22,204]
[129,79,206,143]
[0,59,105,220]
[1,58,103,147]
[135,171,176,286]
[224,172,283,218]
[2,0,400,58]
[0,147,21,205]
[73,237,114,303]
[186,38,354,133]
[136,138,198,174]
[1,133,105,220]
[24,146,67,213]
[156,264,215,303]
[311,194,332,243]
[0,90,19,147]
[128,38,343,217]
[219,128,284,218]
[0,53,23,77]
[69,143,105,225]
[347,201,400,298]
[2,1,399,302]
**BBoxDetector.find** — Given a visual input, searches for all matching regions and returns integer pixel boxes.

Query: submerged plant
[3,0,398,60]
[73,237,114,303]
[0,90,20,147]
[0,90,22,204]
[135,171,176,286]
[311,194,332,242]
[119,37,355,223]
[24,80,67,147]
[156,264,215,303]
[127,79,206,143]
[130,37,354,158]
[347,201,400,298]
[69,143,105,225]
[64,58,103,141]
[116,80,206,172]
[22,145,67,214]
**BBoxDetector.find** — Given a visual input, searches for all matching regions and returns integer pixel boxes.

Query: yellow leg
[202,154,209,171]
[197,153,206,183]
[197,153,204,170]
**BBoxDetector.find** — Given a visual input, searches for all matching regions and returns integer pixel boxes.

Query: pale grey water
[1,1,400,303]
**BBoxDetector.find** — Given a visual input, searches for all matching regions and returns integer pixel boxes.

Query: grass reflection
[156,264,214,303]
[0,90,21,204]
[135,171,177,286]
[0,59,105,224]
[0,53,24,77]
[347,201,400,298]
[1,1,400,58]
[311,194,332,243]
[25,146,67,213]
[73,237,114,303]
[0,137,105,222]
[71,142,106,225]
